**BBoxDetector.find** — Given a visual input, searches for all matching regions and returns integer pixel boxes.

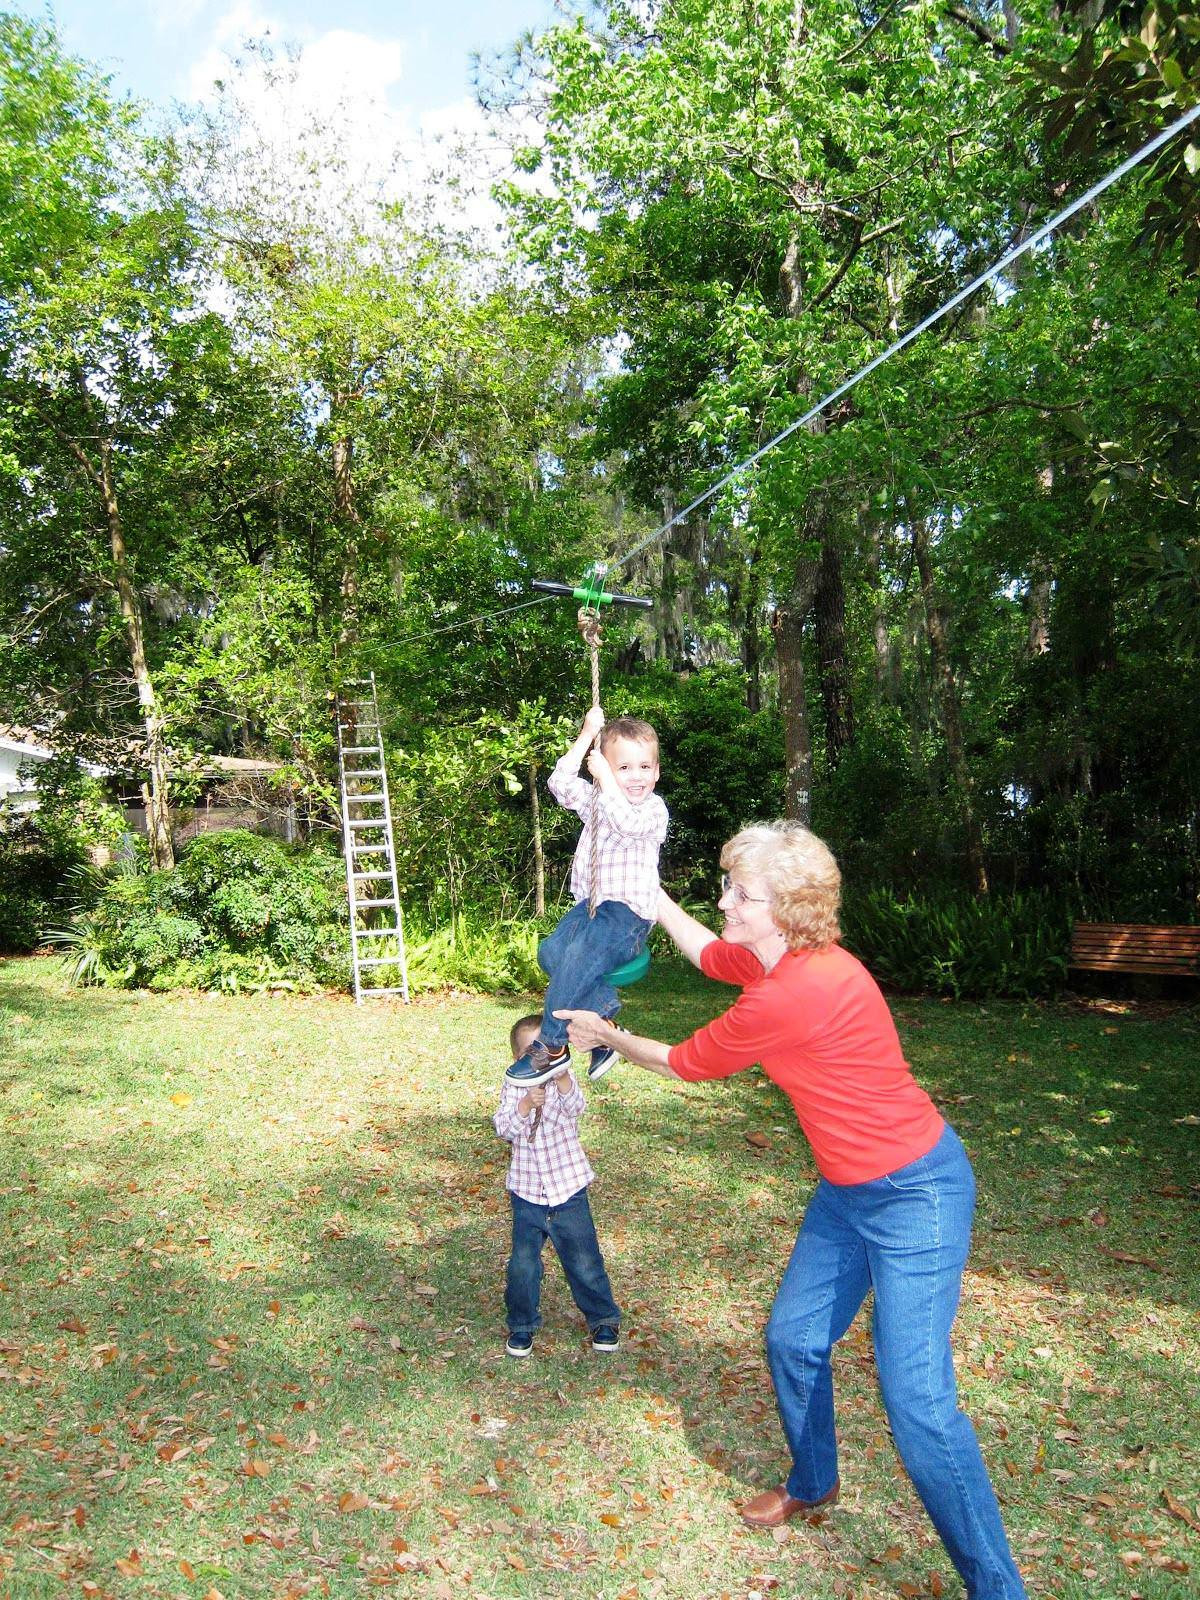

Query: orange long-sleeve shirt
[668,940,944,1184]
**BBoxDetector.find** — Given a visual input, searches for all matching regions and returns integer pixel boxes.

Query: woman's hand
[554,1008,612,1052]
[553,1010,679,1078]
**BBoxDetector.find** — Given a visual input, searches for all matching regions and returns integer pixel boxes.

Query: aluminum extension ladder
[335,674,409,1003]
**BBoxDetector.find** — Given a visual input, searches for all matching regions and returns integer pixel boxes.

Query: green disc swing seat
[604,946,651,987]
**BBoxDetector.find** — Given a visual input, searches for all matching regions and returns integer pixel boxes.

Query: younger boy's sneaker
[505,1042,570,1086]
[505,1331,534,1358]
[591,1325,620,1352]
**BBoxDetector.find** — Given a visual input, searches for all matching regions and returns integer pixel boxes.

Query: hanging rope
[577,605,604,918]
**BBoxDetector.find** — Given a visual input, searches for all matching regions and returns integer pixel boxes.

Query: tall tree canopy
[480,0,1200,904]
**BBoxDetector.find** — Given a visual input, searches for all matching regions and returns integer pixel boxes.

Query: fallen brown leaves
[1097,1246,1162,1271]
[113,1548,143,1578]
[1163,1489,1200,1533]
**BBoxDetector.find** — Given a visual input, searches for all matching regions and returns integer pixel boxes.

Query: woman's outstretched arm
[656,889,718,971]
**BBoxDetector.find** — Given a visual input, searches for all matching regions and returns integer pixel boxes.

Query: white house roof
[0,728,54,760]
[202,755,283,776]
[0,727,280,781]
[0,726,109,777]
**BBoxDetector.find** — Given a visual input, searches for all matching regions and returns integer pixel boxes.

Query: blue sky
[16,1,562,119]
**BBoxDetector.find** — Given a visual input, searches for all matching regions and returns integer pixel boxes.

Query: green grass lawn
[1,955,1197,1600]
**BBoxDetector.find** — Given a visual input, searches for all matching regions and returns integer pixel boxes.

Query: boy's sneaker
[505,1042,570,1086]
[505,1331,534,1358]
[587,1023,626,1081]
[591,1325,619,1352]
[587,1044,619,1081]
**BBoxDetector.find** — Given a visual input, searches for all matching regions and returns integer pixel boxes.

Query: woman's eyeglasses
[720,873,770,906]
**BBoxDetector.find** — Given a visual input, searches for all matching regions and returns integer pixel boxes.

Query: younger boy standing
[506,707,668,1086]
[494,1013,620,1357]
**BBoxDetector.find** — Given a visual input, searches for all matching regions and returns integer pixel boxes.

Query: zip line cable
[374,593,555,651]
[607,102,1200,577]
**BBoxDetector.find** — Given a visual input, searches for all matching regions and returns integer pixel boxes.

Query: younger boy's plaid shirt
[494,1073,596,1208]
[548,757,668,922]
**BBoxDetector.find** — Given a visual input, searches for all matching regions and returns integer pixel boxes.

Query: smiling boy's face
[603,734,660,806]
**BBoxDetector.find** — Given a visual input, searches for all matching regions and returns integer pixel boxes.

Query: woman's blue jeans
[505,1187,620,1336]
[536,898,651,1051]
[765,1125,1026,1599]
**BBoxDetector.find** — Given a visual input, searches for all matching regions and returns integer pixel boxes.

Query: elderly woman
[557,822,1026,1600]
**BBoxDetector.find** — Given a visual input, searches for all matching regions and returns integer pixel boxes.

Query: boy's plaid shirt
[548,758,668,922]
[494,1073,596,1208]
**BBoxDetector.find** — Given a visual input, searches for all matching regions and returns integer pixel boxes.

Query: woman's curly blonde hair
[720,821,841,950]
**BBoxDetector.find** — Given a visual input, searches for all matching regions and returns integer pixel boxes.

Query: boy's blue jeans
[766,1125,1026,1599]
[536,898,651,1051]
[505,1187,620,1335]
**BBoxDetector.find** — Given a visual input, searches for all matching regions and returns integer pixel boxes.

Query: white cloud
[187,6,410,127]
[182,6,519,238]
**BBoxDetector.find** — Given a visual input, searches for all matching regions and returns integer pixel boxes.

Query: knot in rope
[577,607,603,713]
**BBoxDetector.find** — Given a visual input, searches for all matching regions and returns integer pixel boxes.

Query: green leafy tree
[489,0,1038,846]
[0,16,249,866]
[1031,0,1200,268]
[173,44,610,800]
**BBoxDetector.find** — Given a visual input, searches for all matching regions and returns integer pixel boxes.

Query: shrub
[840,887,1072,1000]
[56,830,575,998]
[0,813,88,954]
[58,829,349,991]
[403,916,546,995]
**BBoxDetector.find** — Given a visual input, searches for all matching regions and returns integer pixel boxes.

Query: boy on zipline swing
[504,703,668,1087]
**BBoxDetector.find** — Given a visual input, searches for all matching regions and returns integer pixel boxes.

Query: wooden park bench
[1070,922,1200,979]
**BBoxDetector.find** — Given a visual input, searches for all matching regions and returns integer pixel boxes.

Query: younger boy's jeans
[537,898,651,1051]
[505,1186,620,1336]
[765,1125,1026,1598]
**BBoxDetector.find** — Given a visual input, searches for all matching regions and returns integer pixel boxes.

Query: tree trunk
[1027,464,1053,656]
[773,548,821,823]
[654,489,692,668]
[69,431,174,869]
[528,763,545,917]
[780,230,804,322]
[865,510,896,696]
[1027,566,1052,656]
[613,636,644,675]
[1061,562,1119,799]
[814,530,854,767]
[743,613,763,711]
[904,600,940,800]
[742,566,764,713]
[911,517,988,894]
[332,392,361,650]
[775,227,823,820]
[727,544,764,712]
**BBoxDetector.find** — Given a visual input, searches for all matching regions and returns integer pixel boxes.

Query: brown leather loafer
[739,1480,840,1528]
